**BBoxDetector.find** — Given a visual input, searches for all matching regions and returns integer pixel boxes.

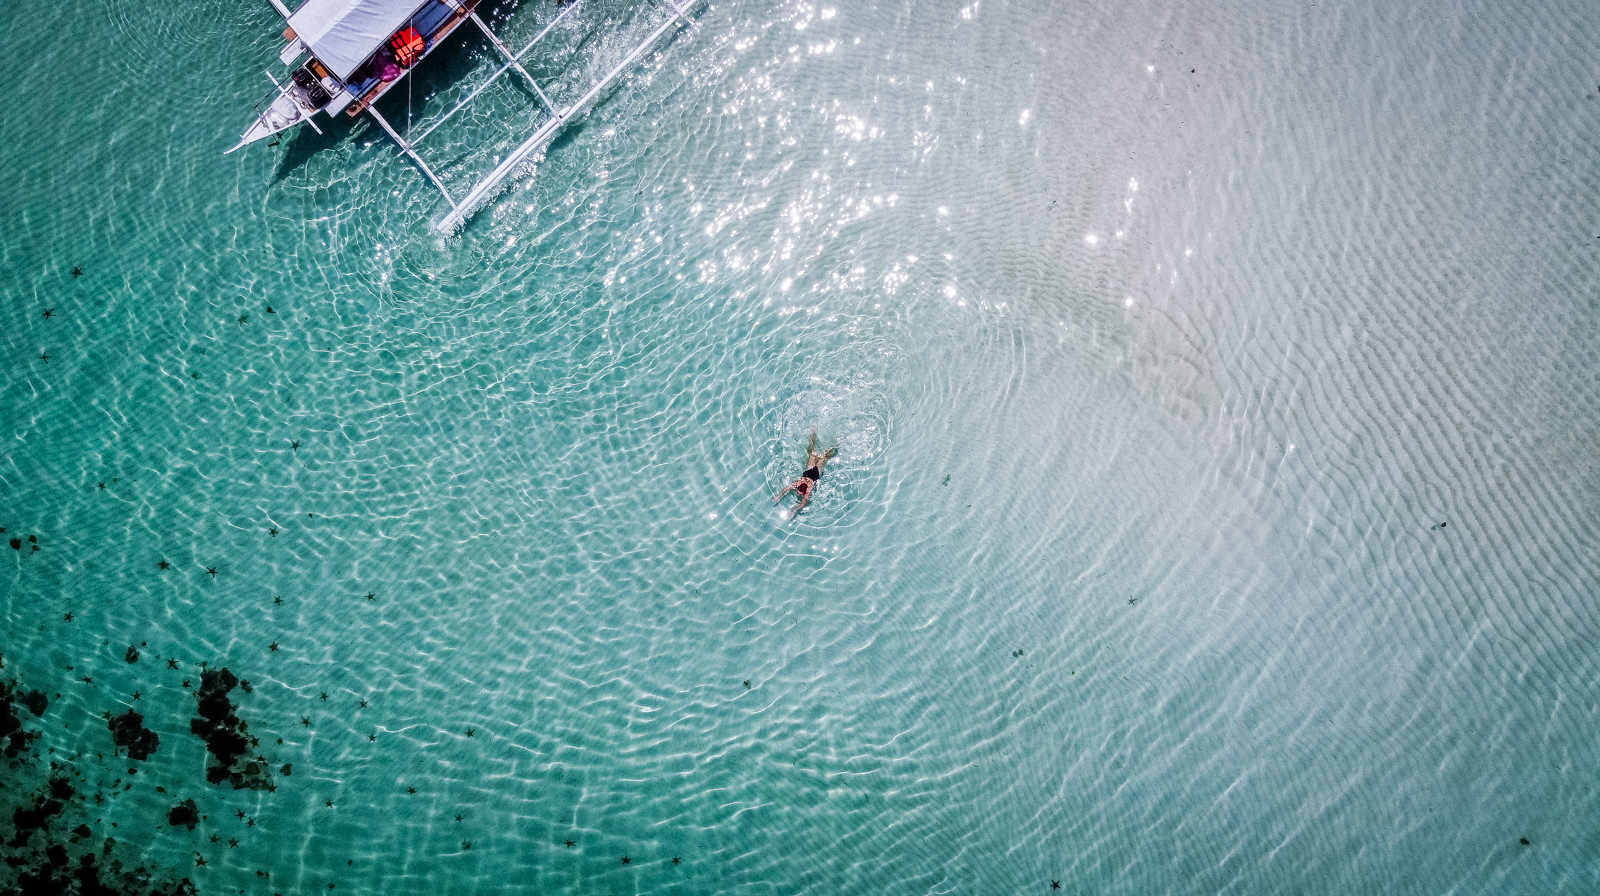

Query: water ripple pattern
[1,0,1598,893]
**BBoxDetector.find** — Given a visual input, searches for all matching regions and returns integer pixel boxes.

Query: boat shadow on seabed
[269,116,350,186]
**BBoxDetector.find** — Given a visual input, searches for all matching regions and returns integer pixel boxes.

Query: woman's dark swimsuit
[802,466,821,482]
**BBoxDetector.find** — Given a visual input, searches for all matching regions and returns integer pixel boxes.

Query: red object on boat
[390,26,424,67]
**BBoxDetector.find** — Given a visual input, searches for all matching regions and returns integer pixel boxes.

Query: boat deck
[339,0,476,115]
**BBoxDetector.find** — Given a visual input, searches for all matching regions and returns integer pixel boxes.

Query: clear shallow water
[3,0,1598,893]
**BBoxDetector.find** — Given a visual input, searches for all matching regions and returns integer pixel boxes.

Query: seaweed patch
[108,710,160,761]
[1,670,195,896]
[188,668,276,790]
[1,681,47,760]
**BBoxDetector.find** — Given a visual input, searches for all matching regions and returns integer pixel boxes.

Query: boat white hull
[227,81,320,154]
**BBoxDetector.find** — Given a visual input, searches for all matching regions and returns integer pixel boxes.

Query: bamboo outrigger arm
[434,0,704,232]
[366,105,458,215]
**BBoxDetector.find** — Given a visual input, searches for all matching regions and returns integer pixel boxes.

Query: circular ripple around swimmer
[761,368,894,510]
[669,306,905,549]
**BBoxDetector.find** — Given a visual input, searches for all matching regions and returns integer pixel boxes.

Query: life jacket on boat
[390,26,425,67]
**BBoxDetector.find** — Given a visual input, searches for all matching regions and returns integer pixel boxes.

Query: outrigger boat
[230,0,702,230]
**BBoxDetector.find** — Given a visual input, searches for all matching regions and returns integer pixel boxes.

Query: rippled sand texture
[2,0,1598,893]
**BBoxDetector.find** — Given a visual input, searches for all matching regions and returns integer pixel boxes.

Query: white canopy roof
[288,0,429,80]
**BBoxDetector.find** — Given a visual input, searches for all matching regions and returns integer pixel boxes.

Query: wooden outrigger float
[230,0,703,230]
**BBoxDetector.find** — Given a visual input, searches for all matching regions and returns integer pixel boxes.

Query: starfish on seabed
[71,266,82,278]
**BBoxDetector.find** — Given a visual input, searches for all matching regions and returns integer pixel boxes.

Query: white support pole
[527,78,556,115]
[411,58,523,146]
[505,0,589,110]
[438,3,699,231]
[661,0,694,27]
[468,10,553,109]
[419,0,587,142]
[367,106,459,214]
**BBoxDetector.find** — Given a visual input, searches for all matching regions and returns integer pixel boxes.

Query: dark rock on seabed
[18,690,47,717]
[1,681,45,759]
[189,668,275,789]
[9,780,69,849]
[109,710,160,761]
[9,849,197,896]
[166,799,199,830]
[3,671,197,896]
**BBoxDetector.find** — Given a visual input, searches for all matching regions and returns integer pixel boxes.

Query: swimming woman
[774,431,838,517]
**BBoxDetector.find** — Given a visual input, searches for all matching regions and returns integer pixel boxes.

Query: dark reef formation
[108,710,160,761]
[18,691,47,717]
[165,800,199,831]
[7,835,197,896]
[9,777,71,849]
[189,668,274,789]
[2,673,195,896]
[1,682,47,759]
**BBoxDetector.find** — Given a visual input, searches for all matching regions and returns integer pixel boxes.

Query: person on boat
[774,431,838,517]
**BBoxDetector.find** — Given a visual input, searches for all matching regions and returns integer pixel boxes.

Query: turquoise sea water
[3,0,1599,892]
